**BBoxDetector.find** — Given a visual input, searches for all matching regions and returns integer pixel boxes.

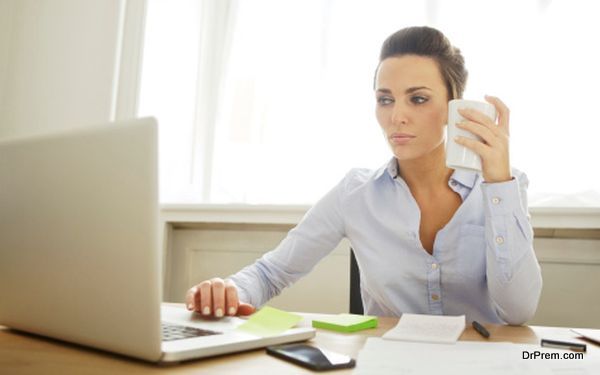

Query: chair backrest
[349,248,364,314]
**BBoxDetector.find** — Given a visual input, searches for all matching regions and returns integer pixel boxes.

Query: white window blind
[138,0,600,207]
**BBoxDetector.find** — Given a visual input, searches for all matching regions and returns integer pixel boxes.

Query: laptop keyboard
[161,322,222,342]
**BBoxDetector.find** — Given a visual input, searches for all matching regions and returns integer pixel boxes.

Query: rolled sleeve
[482,177,533,274]
[482,178,527,218]
[482,173,543,325]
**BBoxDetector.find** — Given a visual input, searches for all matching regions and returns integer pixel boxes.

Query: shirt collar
[374,157,399,180]
[374,157,479,189]
[449,168,480,189]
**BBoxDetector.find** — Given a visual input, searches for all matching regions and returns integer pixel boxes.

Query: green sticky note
[312,314,378,333]
[236,306,303,337]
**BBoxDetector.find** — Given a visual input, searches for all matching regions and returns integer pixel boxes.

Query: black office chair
[349,248,364,314]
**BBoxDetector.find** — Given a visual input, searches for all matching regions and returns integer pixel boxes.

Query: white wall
[0,1,16,124]
[0,0,124,139]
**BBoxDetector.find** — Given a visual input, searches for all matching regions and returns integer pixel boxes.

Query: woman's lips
[389,133,415,145]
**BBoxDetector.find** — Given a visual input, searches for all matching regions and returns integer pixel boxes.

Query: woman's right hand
[185,278,255,318]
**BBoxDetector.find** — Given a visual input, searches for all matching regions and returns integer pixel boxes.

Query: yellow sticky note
[236,306,303,337]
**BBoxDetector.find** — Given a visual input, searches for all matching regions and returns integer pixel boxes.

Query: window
[139,0,600,206]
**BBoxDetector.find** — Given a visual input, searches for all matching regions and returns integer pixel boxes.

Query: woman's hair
[377,26,467,100]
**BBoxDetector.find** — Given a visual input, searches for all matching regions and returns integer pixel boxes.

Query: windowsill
[160,204,600,229]
[160,204,310,225]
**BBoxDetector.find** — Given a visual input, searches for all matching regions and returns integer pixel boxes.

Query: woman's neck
[397,143,453,194]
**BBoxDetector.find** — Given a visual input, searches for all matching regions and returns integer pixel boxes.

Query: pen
[472,321,490,338]
[541,339,587,353]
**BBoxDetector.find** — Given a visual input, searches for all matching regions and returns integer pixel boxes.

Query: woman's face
[374,55,449,162]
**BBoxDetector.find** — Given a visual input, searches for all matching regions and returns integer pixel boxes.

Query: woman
[186,26,542,325]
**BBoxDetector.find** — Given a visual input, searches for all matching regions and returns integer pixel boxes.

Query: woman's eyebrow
[375,86,432,94]
[405,86,431,94]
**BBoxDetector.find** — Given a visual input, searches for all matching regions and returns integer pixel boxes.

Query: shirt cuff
[481,178,524,217]
[226,275,254,306]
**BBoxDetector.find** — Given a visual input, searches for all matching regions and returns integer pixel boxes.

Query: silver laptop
[0,117,315,363]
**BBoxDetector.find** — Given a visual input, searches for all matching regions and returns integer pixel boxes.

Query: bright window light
[139,0,600,207]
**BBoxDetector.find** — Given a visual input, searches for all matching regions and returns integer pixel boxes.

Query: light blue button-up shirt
[230,158,543,325]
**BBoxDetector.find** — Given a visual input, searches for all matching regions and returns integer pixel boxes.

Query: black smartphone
[266,343,356,371]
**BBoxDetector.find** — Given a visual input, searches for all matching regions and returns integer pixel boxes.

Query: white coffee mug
[446,99,497,172]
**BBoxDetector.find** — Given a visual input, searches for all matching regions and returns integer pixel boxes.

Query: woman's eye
[377,96,393,105]
[410,95,428,104]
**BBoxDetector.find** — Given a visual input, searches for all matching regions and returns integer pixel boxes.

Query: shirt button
[492,197,501,205]
[495,236,505,245]
[431,294,440,301]
[431,263,438,270]
[450,180,457,187]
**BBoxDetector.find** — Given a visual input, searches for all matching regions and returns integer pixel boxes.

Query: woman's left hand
[454,95,512,183]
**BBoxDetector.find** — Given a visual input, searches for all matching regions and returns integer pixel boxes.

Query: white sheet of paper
[382,313,465,344]
[354,338,600,375]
